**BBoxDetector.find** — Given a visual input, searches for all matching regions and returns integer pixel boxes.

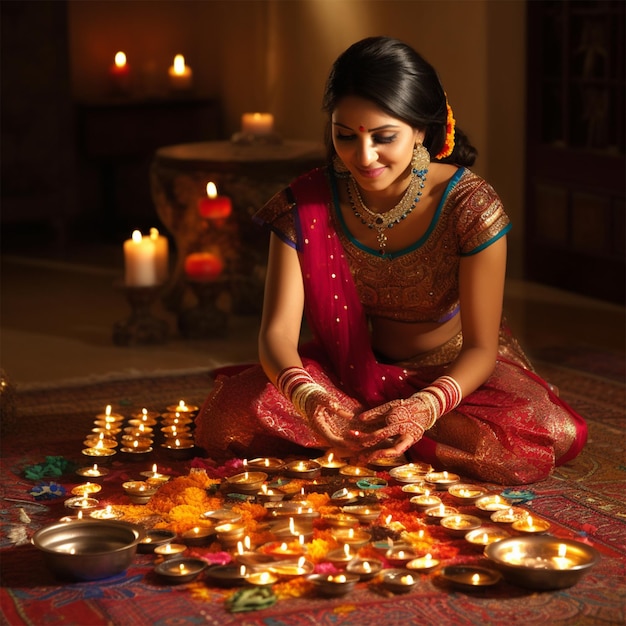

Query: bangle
[291,382,325,419]
[418,375,463,429]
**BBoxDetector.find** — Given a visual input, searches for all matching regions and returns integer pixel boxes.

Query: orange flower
[435,98,456,160]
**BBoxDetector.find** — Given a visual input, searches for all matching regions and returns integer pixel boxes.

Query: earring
[411,143,430,175]
[332,155,351,178]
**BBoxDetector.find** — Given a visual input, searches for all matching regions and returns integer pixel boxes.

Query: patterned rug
[1,353,624,626]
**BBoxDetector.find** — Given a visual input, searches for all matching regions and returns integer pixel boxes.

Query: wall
[67,0,526,276]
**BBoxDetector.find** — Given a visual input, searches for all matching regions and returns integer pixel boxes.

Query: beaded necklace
[346,168,427,255]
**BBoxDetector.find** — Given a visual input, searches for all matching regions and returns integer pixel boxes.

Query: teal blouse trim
[330,167,466,260]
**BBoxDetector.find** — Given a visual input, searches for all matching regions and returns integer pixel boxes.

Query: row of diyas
[135,454,597,592]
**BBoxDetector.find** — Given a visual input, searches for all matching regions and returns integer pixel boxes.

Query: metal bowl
[485,535,600,590]
[32,519,144,581]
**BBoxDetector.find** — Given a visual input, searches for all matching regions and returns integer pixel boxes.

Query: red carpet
[1,354,624,626]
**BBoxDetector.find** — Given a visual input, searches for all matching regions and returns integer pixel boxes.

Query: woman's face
[332,95,422,193]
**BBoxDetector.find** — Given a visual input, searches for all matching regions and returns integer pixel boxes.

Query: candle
[71,482,102,497]
[341,504,382,524]
[124,230,157,286]
[268,556,313,579]
[246,570,278,586]
[198,182,232,220]
[166,400,198,413]
[184,252,225,282]
[138,529,177,553]
[226,471,268,492]
[385,545,419,566]
[410,492,442,512]
[331,528,371,548]
[511,515,551,534]
[465,527,511,546]
[154,543,187,559]
[76,464,110,480]
[149,228,169,283]
[309,572,359,596]
[424,504,459,522]
[475,494,513,513]
[284,459,322,479]
[448,483,487,504]
[490,507,530,524]
[315,451,347,474]
[439,564,502,588]
[64,496,99,510]
[89,505,121,520]
[440,514,482,537]
[346,558,383,580]
[245,457,284,474]
[155,557,207,584]
[140,464,171,486]
[406,553,440,572]
[241,112,274,136]
[424,470,460,490]
[182,526,215,546]
[390,462,433,483]
[168,54,193,91]
[381,569,418,593]
[326,543,355,567]
[109,51,131,94]
[122,481,157,504]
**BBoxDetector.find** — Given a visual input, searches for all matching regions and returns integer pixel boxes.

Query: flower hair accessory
[435,95,455,160]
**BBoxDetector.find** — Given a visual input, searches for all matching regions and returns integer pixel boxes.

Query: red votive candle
[184,252,224,281]
[198,182,232,220]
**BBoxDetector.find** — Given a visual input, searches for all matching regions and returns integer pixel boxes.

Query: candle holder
[155,557,207,584]
[406,553,440,573]
[438,564,502,589]
[346,557,383,580]
[381,569,419,593]
[178,278,229,339]
[112,282,168,346]
[308,572,359,597]
[138,529,177,553]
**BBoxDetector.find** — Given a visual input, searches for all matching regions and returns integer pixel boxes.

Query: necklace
[346,168,427,255]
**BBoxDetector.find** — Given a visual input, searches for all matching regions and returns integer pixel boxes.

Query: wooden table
[150,140,325,324]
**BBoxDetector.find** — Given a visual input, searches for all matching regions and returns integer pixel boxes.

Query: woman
[195,36,586,484]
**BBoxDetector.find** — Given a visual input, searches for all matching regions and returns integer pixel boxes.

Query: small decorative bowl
[155,557,207,584]
[32,520,143,581]
[381,568,419,593]
[438,564,502,589]
[389,462,433,483]
[346,557,383,580]
[225,471,268,493]
[308,572,359,597]
[484,536,600,590]
[137,529,177,553]
[448,483,488,505]
[440,514,483,537]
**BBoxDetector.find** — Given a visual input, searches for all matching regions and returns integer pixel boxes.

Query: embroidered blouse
[254,167,511,324]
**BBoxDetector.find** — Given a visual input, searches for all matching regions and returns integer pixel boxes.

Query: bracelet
[276,366,314,398]
[291,382,326,419]
[418,375,463,429]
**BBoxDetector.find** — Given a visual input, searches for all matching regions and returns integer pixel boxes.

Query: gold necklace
[347,169,427,255]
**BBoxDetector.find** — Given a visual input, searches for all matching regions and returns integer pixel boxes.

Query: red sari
[195,169,586,485]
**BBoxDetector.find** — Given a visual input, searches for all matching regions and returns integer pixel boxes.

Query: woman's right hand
[303,388,361,449]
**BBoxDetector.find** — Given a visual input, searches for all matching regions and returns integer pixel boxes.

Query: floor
[1,234,624,390]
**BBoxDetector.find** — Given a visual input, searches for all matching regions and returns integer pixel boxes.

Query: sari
[195,169,586,485]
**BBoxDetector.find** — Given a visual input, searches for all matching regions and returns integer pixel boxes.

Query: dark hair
[322,36,477,166]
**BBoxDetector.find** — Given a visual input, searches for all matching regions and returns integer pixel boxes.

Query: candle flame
[132,230,142,244]
[558,543,567,558]
[149,228,159,241]
[206,182,217,198]
[472,573,480,584]
[114,52,126,68]
[363,561,371,572]
[297,556,306,567]
[173,54,186,74]
[343,543,351,557]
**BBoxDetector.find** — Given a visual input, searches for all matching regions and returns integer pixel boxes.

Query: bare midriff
[370,312,461,362]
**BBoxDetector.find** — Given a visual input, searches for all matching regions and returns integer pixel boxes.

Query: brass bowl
[32,520,143,581]
[485,535,600,590]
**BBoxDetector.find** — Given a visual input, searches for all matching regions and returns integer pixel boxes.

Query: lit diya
[385,545,419,567]
[440,514,482,537]
[166,400,199,414]
[244,457,284,474]
[401,482,429,496]
[155,557,207,584]
[246,571,278,586]
[389,462,433,483]
[308,572,359,597]
[64,496,99,511]
[139,464,171,486]
[138,529,177,553]
[406,553,440,573]
[122,481,158,504]
[81,442,116,460]
[424,470,460,490]
[284,459,321,479]
[76,464,110,480]
[410,492,442,512]
[346,557,383,580]
[95,405,124,423]
[367,455,407,470]
[268,556,314,579]
[314,451,347,475]
[71,482,102,497]
[485,536,600,590]
[475,494,513,513]
[226,471,268,493]
[154,543,187,559]
[326,543,357,568]
[255,484,286,503]
[89,505,122,520]
[448,483,488,505]
[490,507,530,524]
[465,527,512,547]
[381,569,419,593]
[202,509,242,524]
[338,465,376,480]
[161,439,196,460]
[331,527,371,548]
[182,525,215,546]
[341,504,382,524]
[438,564,502,589]
[330,487,361,505]
[424,503,459,523]
[511,515,551,534]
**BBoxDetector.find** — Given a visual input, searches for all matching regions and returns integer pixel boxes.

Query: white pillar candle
[241,112,274,135]
[149,228,169,283]
[124,230,157,286]
[168,54,193,91]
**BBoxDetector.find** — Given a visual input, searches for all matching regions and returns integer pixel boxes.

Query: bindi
[358,125,366,132]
